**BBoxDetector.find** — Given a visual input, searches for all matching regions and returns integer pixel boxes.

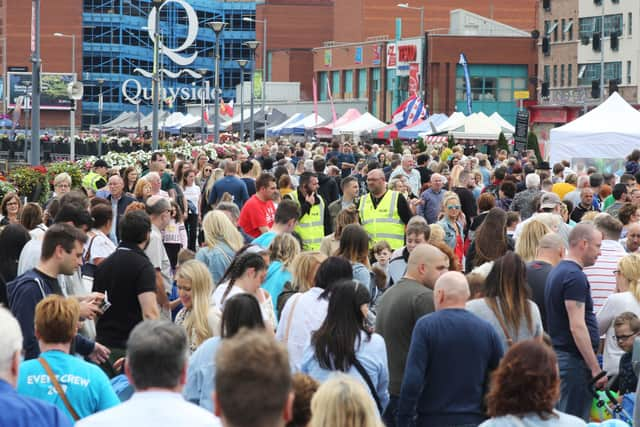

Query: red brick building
[0,0,83,128]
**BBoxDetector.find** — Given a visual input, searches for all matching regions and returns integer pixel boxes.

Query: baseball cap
[540,192,561,209]
[93,159,110,169]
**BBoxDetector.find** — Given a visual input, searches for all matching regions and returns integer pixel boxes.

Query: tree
[392,139,403,154]
[417,138,426,153]
[447,135,455,149]
[527,131,543,163]
[497,132,509,153]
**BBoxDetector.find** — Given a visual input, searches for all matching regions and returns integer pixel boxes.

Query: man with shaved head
[376,244,449,426]
[397,271,503,427]
[358,168,413,250]
[526,232,566,329]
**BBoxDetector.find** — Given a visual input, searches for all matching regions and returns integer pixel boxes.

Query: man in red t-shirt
[238,173,277,238]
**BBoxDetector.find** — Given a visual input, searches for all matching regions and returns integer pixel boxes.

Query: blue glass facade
[82,0,256,129]
[455,64,528,124]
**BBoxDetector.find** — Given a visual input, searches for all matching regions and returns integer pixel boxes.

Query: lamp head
[397,3,409,7]
[243,17,255,22]
[152,0,165,6]
[244,40,260,51]
[209,21,227,33]
[236,59,249,68]
[53,32,64,37]
[97,79,105,85]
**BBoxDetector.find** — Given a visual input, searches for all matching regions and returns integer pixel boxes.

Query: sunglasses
[447,205,461,210]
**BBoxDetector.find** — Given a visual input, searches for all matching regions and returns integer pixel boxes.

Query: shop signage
[386,43,397,68]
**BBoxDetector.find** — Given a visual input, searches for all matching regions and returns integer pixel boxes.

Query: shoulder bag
[352,357,383,413]
[38,357,80,421]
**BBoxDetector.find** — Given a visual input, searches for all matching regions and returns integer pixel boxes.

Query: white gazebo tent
[450,112,502,141]
[549,92,640,165]
[489,112,515,135]
[333,112,386,136]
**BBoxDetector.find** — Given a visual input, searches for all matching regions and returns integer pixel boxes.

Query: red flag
[312,76,318,126]
[203,109,211,125]
[326,76,337,126]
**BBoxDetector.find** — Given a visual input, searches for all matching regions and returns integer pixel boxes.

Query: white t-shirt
[84,229,117,264]
[597,291,640,375]
[212,283,276,330]
[145,225,172,294]
[183,184,201,215]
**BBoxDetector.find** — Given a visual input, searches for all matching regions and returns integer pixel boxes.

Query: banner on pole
[253,71,263,100]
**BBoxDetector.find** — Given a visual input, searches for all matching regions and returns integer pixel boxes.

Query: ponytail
[221,252,266,304]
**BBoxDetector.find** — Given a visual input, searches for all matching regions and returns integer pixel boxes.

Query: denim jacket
[437,217,465,249]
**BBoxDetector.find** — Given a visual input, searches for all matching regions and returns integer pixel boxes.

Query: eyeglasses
[204,168,212,173]
[55,183,70,188]
[615,333,637,342]
[447,205,461,210]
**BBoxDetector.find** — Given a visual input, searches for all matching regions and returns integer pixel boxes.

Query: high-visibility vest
[82,171,104,191]
[287,192,326,251]
[358,190,405,250]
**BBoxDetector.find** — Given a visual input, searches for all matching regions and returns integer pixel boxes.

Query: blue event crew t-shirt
[17,350,120,422]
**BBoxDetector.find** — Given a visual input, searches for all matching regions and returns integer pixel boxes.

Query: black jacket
[107,193,135,240]
[317,173,340,205]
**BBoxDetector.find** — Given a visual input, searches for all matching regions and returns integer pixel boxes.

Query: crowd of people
[2,139,640,426]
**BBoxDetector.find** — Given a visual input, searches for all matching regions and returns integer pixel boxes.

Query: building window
[579,16,602,40]
[565,19,574,40]
[331,70,340,98]
[604,62,622,83]
[561,19,566,41]
[578,63,601,86]
[628,61,632,84]
[344,70,353,98]
[560,64,565,86]
[553,65,558,87]
[553,19,559,41]
[568,64,572,86]
[544,20,550,37]
[544,65,551,83]
[629,13,633,36]
[604,14,623,37]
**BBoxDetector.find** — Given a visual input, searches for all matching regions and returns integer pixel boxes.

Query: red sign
[398,44,417,62]
[386,44,397,68]
[409,64,419,97]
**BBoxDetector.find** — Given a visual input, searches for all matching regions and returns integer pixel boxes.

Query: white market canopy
[267,113,305,137]
[489,112,515,134]
[281,113,326,135]
[333,112,386,135]
[549,92,640,165]
[450,112,503,140]
[430,111,466,134]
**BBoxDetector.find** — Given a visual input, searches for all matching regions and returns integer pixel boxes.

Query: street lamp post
[151,0,165,151]
[197,69,208,144]
[236,59,248,141]
[97,79,104,156]
[53,32,77,161]
[31,0,41,166]
[244,40,260,142]
[397,3,425,99]
[243,17,267,140]
[208,21,227,145]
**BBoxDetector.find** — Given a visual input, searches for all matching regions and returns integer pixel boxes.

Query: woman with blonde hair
[515,219,551,262]
[597,253,640,375]
[174,259,216,353]
[437,192,465,263]
[277,251,327,315]
[261,233,301,318]
[309,374,385,427]
[133,178,151,202]
[196,210,244,283]
[320,207,360,257]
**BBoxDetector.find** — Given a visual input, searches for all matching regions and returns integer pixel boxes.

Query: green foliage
[8,166,50,205]
[0,180,17,202]
[416,138,426,153]
[46,162,84,190]
[448,135,455,149]
[392,139,404,154]
[497,132,509,152]
[527,131,543,163]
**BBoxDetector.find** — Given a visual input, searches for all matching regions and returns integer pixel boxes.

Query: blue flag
[459,53,472,115]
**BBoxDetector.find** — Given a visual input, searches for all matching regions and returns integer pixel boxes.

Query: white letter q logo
[147,0,199,67]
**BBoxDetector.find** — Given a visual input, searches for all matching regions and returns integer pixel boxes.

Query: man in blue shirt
[0,307,71,427]
[418,173,445,224]
[397,271,503,427]
[208,160,249,209]
[545,223,607,421]
[17,295,119,422]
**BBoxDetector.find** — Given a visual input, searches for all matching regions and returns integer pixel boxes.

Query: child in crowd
[505,211,520,239]
[372,240,392,277]
[614,312,640,395]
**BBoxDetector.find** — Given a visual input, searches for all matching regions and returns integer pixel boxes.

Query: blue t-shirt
[0,380,71,427]
[261,260,292,318]
[17,350,120,423]
[252,231,277,249]
[209,176,249,208]
[544,260,599,355]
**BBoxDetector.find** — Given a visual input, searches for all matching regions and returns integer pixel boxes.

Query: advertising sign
[514,110,530,153]
[253,71,263,100]
[7,72,74,110]
[386,43,397,69]
[372,45,381,65]
[396,39,422,67]
[324,49,332,67]
[355,47,363,65]
[409,64,419,97]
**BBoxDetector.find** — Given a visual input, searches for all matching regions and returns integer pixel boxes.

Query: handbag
[39,357,80,421]
[81,234,98,278]
[352,357,383,413]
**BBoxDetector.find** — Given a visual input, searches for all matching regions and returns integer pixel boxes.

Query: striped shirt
[584,240,627,311]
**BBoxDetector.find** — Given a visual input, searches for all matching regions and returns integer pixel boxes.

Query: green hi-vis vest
[287,191,326,251]
[358,190,405,250]
[82,171,104,191]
